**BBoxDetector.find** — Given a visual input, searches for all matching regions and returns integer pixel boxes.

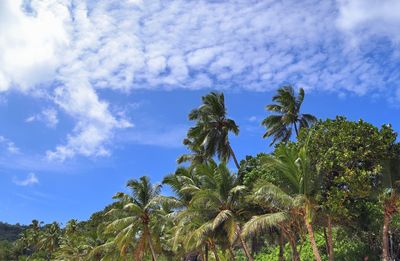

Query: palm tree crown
[262,86,316,145]
[185,91,240,168]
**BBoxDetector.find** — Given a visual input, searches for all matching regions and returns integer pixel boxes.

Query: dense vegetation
[2,86,400,260]
[0,222,27,241]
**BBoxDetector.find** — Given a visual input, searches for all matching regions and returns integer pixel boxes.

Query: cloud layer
[1,0,400,160]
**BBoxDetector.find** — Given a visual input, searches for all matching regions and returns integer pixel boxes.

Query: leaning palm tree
[185,91,240,169]
[381,158,400,261]
[262,86,316,145]
[103,176,161,261]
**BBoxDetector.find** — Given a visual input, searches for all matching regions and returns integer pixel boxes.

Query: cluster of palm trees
[13,86,400,260]
[15,220,61,260]
[91,87,328,260]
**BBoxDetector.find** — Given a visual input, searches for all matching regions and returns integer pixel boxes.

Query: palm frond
[212,209,233,230]
[242,212,288,238]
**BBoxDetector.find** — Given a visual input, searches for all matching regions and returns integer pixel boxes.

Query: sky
[1,0,400,225]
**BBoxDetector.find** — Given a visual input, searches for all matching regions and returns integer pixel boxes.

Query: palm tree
[163,166,208,260]
[56,219,91,261]
[262,86,316,145]
[177,138,209,166]
[163,166,202,207]
[39,222,61,261]
[65,219,79,235]
[177,161,253,260]
[242,182,303,261]
[104,176,161,260]
[256,143,322,261]
[381,158,400,261]
[186,91,240,169]
[30,220,41,249]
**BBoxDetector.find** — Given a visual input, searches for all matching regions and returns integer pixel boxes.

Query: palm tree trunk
[228,143,240,169]
[383,205,392,261]
[228,247,236,259]
[294,123,299,137]
[304,215,322,261]
[282,227,299,261]
[205,243,209,261]
[210,242,220,261]
[279,231,285,261]
[239,234,254,261]
[145,226,157,261]
[327,216,334,261]
[323,227,329,256]
[287,234,300,261]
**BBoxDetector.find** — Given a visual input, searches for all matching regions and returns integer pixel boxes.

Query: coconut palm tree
[39,222,61,261]
[104,176,161,261]
[254,143,322,261]
[179,161,253,260]
[163,166,202,207]
[242,181,303,261]
[262,86,316,145]
[163,166,209,260]
[381,158,400,261]
[186,91,240,169]
[177,138,209,166]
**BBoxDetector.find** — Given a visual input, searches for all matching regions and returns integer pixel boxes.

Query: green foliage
[240,153,279,188]
[301,116,397,218]
[255,229,372,261]
[0,240,16,260]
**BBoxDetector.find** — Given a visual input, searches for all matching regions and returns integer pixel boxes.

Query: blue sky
[1,0,400,224]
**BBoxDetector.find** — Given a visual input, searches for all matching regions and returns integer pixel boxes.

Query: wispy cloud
[13,173,39,186]
[25,108,59,128]
[248,116,259,123]
[0,0,399,160]
[0,135,20,154]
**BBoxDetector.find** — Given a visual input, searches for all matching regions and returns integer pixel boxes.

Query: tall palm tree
[186,91,240,169]
[381,158,400,261]
[262,86,316,145]
[104,176,161,261]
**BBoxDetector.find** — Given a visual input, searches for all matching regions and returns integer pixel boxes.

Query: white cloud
[0,136,20,154]
[26,108,59,128]
[13,173,39,186]
[248,116,258,123]
[1,0,400,160]
[0,0,70,92]
[336,0,400,39]
[46,83,133,161]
